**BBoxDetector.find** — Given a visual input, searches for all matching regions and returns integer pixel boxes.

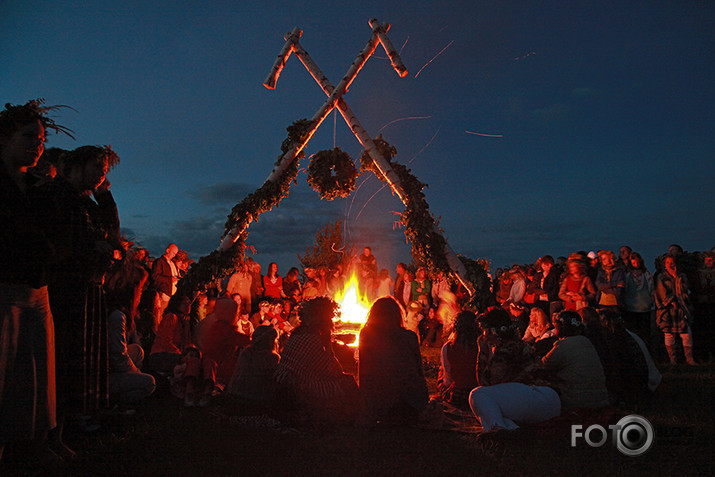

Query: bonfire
[332,273,371,348]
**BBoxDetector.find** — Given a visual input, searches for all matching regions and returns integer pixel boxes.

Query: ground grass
[2,353,713,476]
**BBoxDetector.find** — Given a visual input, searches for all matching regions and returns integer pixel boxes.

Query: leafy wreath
[175,125,490,312]
[307,147,358,200]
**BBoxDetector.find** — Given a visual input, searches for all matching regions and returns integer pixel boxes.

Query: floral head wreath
[0,98,74,139]
[489,325,510,334]
[554,314,584,328]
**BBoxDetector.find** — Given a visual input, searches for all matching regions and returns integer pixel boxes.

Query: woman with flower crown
[0,100,71,464]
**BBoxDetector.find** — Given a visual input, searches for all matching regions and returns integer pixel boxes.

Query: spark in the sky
[514,51,536,61]
[378,115,432,133]
[414,40,455,78]
[465,130,503,138]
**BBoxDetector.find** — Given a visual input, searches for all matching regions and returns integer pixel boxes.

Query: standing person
[35,144,121,448]
[655,255,696,365]
[393,262,408,306]
[248,260,263,314]
[282,267,302,304]
[327,264,345,297]
[226,261,253,314]
[376,268,394,298]
[528,256,560,316]
[693,252,715,362]
[151,244,180,332]
[430,270,450,309]
[503,266,526,307]
[617,245,633,269]
[595,250,625,310]
[411,266,432,308]
[623,252,654,344]
[357,246,378,300]
[559,254,596,311]
[262,262,285,301]
[0,99,70,464]
[401,269,414,309]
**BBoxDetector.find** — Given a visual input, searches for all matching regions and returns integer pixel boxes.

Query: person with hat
[404,300,424,339]
[586,251,600,284]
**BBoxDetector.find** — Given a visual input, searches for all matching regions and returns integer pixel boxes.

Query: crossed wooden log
[220,18,473,295]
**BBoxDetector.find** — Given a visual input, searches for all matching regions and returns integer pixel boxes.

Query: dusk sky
[2,1,713,276]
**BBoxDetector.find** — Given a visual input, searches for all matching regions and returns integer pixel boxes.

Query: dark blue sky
[2,1,713,274]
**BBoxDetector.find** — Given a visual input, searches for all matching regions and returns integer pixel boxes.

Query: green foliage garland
[175,119,312,298]
[360,136,450,275]
[307,147,358,200]
[361,136,493,308]
[458,256,495,312]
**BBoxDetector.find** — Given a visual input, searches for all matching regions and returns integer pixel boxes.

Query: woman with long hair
[104,257,155,405]
[358,296,429,423]
[262,262,285,300]
[437,311,479,408]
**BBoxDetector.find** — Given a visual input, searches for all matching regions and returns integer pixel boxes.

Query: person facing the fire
[273,297,359,422]
[358,296,429,424]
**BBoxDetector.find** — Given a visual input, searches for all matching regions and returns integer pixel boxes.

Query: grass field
[2,351,713,477]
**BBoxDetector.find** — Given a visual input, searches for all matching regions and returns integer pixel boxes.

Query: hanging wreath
[307,147,358,200]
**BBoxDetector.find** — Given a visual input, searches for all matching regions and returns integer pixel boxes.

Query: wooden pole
[289,39,474,295]
[223,19,474,295]
[219,26,382,250]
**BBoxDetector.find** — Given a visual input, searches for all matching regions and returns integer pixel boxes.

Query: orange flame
[333,272,371,347]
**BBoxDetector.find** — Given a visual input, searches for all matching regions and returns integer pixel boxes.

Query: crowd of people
[2,99,714,468]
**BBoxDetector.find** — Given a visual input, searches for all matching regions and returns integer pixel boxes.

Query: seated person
[273,297,359,422]
[468,308,560,432]
[541,311,609,410]
[199,297,251,392]
[522,307,557,358]
[359,297,429,424]
[438,311,479,409]
[147,295,193,374]
[105,259,155,405]
[223,326,281,415]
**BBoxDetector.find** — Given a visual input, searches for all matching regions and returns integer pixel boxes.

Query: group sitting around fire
[134,241,709,431]
[3,99,715,466]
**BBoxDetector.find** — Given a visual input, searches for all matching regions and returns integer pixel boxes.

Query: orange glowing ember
[332,273,371,347]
